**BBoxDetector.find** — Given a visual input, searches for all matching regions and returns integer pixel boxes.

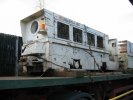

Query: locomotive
[20,9,133,74]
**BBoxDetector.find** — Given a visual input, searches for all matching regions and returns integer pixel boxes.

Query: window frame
[57,21,70,40]
[97,35,104,48]
[73,27,83,43]
[87,32,95,46]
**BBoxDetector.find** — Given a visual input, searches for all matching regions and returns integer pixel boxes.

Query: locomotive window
[31,21,38,34]
[57,22,69,39]
[87,33,95,46]
[97,36,103,48]
[112,43,116,47]
[73,27,82,43]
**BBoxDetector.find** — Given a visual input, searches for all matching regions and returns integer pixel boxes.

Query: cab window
[97,36,103,48]
[73,27,82,43]
[87,33,95,46]
[57,22,69,39]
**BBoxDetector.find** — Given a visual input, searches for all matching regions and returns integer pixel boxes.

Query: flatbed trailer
[1,73,133,100]
[0,74,133,90]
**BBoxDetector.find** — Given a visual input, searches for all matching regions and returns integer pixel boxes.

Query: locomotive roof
[21,9,44,23]
[21,8,108,37]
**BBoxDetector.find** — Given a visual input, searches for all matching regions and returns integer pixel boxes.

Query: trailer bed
[0,73,133,90]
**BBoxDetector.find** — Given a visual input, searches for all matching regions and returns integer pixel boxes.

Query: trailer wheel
[48,91,94,100]
[76,98,88,100]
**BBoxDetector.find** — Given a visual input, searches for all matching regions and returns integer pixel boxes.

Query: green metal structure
[0,74,133,90]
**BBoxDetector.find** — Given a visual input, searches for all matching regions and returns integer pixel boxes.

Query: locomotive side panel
[49,43,118,71]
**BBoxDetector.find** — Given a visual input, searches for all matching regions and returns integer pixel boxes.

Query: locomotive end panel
[108,39,119,70]
[20,9,53,73]
[20,9,54,44]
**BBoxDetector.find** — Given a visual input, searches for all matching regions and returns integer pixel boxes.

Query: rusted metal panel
[118,40,133,68]
[118,40,133,56]
[119,44,127,53]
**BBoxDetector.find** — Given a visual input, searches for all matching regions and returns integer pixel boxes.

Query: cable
[84,50,102,72]
[84,25,102,72]
[36,55,70,71]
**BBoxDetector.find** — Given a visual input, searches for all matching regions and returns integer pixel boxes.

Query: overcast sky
[0,0,133,42]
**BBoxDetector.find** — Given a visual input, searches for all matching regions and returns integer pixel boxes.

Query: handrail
[109,90,133,100]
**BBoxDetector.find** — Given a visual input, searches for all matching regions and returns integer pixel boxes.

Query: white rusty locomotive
[20,9,133,73]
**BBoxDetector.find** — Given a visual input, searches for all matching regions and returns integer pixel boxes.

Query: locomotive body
[118,40,133,69]
[20,9,119,73]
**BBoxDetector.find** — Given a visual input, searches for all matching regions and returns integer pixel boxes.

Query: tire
[48,91,94,100]
[77,98,88,100]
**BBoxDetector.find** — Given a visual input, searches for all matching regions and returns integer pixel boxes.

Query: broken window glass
[87,33,95,46]
[73,27,82,43]
[97,36,103,48]
[57,22,69,39]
